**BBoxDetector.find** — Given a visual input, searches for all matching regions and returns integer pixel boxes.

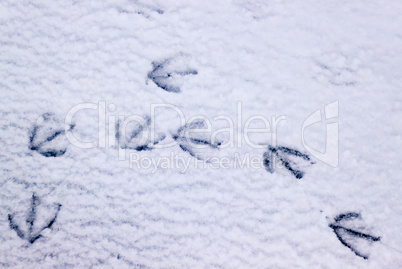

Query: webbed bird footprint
[173,120,221,162]
[329,212,381,259]
[148,54,197,93]
[263,146,315,179]
[8,193,61,244]
[116,116,165,151]
[29,113,73,157]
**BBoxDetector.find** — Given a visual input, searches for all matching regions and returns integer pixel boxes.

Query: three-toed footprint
[29,113,74,157]
[329,212,381,259]
[263,146,315,179]
[148,54,198,93]
[8,193,61,244]
[173,119,222,162]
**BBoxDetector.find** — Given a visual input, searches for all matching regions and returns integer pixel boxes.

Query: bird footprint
[173,119,221,162]
[148,54,198,93]
[329,212,381,259]
[29,113,73,157]
[8,193,61,244]
[263,146,315,179]
[116,116,165,151]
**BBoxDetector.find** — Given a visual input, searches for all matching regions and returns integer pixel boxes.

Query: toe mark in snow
[114,2,163,18]
[313,53,357,87]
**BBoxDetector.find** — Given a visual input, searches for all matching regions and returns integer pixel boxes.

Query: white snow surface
[1,0,402,268]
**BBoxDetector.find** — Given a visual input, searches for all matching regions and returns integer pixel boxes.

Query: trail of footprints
[9,54,381,260]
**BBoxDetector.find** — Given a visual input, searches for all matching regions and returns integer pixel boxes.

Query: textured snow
[1,0,402,268]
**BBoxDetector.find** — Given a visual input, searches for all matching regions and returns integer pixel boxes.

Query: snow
[1,0,402,267]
